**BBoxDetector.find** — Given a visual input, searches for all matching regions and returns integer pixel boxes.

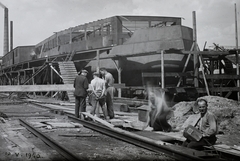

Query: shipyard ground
[0,95,173,161]
[0,94,240,161]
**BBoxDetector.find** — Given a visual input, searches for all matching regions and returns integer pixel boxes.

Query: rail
[67,115,223,161]
[19,119,85,161]
[21,98,237,161]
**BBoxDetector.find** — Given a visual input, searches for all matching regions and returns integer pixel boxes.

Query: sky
[0,0,239,56]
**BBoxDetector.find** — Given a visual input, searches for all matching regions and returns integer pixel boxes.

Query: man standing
[74,69,89,119]
[99,68,115,119]
[183,98,218,150]
[88,72,108,119]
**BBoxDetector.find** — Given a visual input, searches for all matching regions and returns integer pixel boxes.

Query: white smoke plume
[147,86,173,132]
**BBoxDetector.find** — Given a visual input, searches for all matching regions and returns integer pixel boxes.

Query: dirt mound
[169,96,240,135]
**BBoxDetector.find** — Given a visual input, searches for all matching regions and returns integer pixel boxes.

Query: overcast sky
[0,0,239,56]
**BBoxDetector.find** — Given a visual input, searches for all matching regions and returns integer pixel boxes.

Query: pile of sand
[169,96,240,135]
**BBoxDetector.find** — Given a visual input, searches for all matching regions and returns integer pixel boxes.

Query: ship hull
[84,25,193,86]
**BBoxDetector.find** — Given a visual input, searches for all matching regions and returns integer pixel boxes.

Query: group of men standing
[73,68,115,120]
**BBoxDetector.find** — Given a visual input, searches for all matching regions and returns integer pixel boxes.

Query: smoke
[147,86,173,132]
[0,2,6,9]
[148,88,166,121]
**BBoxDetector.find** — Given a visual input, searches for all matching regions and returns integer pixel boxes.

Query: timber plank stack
[58,61,77,103]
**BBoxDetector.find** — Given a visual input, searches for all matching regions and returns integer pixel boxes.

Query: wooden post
[193,11,199,87]
[235,3,240,101]
[17,72,20,85]
[69,28,72,44]
[32,68,36,97]
[111,59,122,98]
[177,43,194,87]
[85,25,88,49]
[50,63,53,97]
[199,56,210,95]
[161,50,165,89]
[96,50,100,73]
[117,68,122,98]
[56,33,59,46]
[23,70,26,84]
[32,68,35,83]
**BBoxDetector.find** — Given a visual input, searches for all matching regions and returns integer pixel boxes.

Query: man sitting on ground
[182,98,218,150]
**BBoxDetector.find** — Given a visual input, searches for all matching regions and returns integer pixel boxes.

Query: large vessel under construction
[0,13,240,102]
[16,13,240,103]
[1,15,194,87]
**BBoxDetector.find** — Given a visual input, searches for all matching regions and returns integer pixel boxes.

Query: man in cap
[99,68,115,119]
[74,69,89,119]
[88,71,108,119]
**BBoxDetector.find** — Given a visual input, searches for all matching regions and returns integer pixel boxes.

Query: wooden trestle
[0,48,240,102]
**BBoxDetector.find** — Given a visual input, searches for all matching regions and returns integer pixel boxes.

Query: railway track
[0,94,173,161]
[0,94,239,161]
[19,119,85,161]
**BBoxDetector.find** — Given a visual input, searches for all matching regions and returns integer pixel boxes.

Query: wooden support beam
[111,58,123,97]
[0,84,123,92]
[235,3,240,101]
[201,74,240,79]
[177,43,194,87]
[112,83,125,88]
[192,11,199,88]
[0,84,74,92]
[199,55,210,95]
[182,50,231,56]
[161,50,165,89]
[142,72,193,78]
[96,50,100,72]
[196,87,240,93]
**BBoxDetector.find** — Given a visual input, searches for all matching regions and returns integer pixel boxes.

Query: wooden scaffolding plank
[0,84,74,92]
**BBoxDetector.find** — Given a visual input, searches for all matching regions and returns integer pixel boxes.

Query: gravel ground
[0,95,174,161]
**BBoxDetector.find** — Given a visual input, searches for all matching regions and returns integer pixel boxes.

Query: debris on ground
[169,95,240,136]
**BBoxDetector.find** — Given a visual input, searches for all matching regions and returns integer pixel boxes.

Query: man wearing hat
[88,71,108,119]
[99,68,115,119]
[74,69,89,118]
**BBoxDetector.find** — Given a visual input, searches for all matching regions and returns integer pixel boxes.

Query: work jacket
[73,75,89,97]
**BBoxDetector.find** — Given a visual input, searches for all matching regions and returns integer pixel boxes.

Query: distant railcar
[2,46,35,67]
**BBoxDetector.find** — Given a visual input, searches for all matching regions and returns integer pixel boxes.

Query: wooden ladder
[65,50,75,61]
[58,61,77,103]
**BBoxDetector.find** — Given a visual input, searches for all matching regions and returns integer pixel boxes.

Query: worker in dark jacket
[74,69,89,118]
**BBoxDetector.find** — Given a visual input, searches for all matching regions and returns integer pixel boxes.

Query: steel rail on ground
[19,119,85,161]
[22,100,227,161]
[67,115,224,161]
